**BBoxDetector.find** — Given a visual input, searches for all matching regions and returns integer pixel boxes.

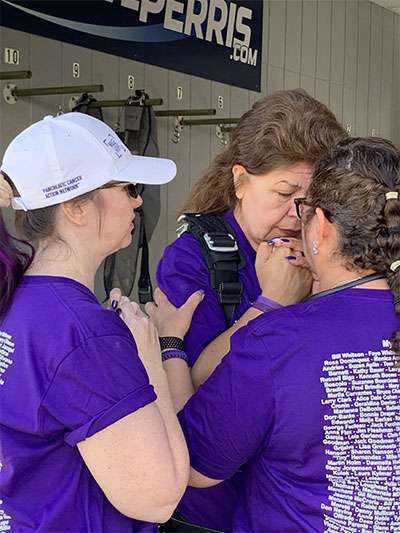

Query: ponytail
[382,193,400,364]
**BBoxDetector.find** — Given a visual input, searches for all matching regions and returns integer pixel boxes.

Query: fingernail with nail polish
[116,308,122,316]
[267,237,291,245]
[286,255,297,261]
[111,300,118,309]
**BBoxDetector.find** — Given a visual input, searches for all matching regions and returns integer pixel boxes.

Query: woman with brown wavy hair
[123,136,400,533]
[156,90,347,531]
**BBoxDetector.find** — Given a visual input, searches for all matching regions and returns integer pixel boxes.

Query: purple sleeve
[157,234,227,366]
[178,325,275,480]
[40,335,157,446]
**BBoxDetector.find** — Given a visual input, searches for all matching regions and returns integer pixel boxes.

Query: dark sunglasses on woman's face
[124,184,140,198]
[100,182,140,198]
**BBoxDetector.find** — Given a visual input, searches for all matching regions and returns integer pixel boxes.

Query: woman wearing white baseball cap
[0,113,200,532]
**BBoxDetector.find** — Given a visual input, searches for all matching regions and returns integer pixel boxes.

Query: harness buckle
[203,232,239,253]
[217,281,243,304]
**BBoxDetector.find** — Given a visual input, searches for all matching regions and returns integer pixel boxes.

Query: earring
[312,241,318,255]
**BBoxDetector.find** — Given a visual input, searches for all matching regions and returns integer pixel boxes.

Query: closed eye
[277,191,294,198]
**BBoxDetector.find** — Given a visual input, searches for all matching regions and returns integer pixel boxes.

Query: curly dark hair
[306,137,400,363]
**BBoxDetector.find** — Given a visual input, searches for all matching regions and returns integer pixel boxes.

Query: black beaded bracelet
[159,336,184,351]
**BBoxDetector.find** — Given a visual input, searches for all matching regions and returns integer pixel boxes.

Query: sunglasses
[294,197,334,222]
[99,181,141,198]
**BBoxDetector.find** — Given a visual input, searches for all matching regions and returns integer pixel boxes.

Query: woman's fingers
[153,287,170,307]
[255,242,273,272]
[284,249,309,268]
[109,288,122,309]
[145,288,203,338]
[268,237,304,253]
[145,301,157,317]
[182,290,204,316]
[257,241,273,260]
[256,241,313,304]
[119,299,137,321]
[270,245,308,266]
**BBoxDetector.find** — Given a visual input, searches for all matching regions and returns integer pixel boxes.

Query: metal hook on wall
[3,83,104,104]
[86,97,164,109]
[216,124,236,146]
[172,117,240,144]
[0,70,32,81]
[168,110,217,144]
[180,118,240,126]
[157,108,216,118]
[172,116,183,144]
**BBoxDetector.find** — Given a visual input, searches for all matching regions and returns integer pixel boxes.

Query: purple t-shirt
[157,210,260,368]
[179,288,400,532]
[0,276,157,532]
[157,211,260,530]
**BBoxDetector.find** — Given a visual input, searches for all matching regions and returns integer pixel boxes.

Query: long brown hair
[305,137,400,363]
[182,89,347,214]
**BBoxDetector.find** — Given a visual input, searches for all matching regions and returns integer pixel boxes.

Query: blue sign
[0,0,263,91]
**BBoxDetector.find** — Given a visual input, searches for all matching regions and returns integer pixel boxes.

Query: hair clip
[385,191,399,200]
[390,260,400,272]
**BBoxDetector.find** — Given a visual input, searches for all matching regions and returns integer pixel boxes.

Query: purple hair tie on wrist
[252,294,283,313]
[161,349,189,364]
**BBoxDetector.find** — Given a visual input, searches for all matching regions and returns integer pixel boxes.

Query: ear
[314,207,336,246]
[232,164,247,200]
[59,199,90,226]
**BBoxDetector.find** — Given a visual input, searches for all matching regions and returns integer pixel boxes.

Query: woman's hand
[145,287,204,339]
[120,299,163,372]
[267,237,308,267]
[256,242,312,305]
[109,288,162,371]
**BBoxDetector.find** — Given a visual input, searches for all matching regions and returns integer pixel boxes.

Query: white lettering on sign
[103,0,258,66]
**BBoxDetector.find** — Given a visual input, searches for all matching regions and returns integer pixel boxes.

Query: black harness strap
[136,206,154,304]
[181,213,245,326]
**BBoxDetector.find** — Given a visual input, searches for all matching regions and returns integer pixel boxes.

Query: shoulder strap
[180,213,245,326]
[137,207,154,304]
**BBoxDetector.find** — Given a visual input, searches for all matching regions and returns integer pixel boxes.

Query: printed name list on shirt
[0,463,12,532]
[0,331,15,386]
[320,339,400,532]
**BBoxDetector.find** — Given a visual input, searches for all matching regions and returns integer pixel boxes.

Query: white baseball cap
[0,112,177,210]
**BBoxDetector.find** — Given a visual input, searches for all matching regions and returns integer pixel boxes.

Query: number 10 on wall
[4,48,20,65]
